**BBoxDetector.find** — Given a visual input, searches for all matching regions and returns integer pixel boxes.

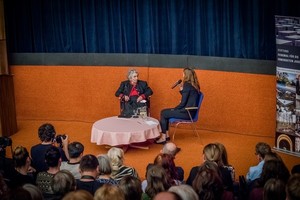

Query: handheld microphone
[171,79,182,89]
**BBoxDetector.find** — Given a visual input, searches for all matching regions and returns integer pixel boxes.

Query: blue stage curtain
[4,0,300,59]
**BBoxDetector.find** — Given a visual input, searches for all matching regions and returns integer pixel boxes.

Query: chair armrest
[185,107,198,110]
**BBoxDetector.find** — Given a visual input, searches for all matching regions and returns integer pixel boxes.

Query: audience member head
[62,190,94,200]
[258,159,290,187]
[215,142,229,166]
[22,184,44,200]
[107,147,124,171]
[45,146,61,168]
[0,174,8,199]
[286,173,300,200]
[203,143,220,163]
[153,191,183,200]
[291,164,300,174]
[183,67,200,91]
[255,142,271,161]
[52,170,76,197]
[119,175,142,200]
[13,146,30,168]
[192,161,223,200]
[38,123,56,142]
[68,142,84,159]
[161,142,180,157]
[94,184,125,200]
[97,154,112,175]
[264,151,283,162]
[79,154,99,176]
[169,184,199,200]
[263,178,286,200]
[154,153,178,182]
[127,69,139,84]
[3,187,31,200]
[145,165,171,198]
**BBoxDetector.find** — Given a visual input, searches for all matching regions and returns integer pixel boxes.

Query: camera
[55,134,66,146]
[0,137,12,148]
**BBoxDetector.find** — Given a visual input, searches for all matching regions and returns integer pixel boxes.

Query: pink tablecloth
[91,116,161,146]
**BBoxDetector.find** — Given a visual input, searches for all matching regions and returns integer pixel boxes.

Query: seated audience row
[0,123,298,200]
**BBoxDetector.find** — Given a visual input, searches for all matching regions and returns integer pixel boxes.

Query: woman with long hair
[156,67,201,144]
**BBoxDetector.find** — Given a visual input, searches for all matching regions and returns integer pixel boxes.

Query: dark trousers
[160,108,190,134]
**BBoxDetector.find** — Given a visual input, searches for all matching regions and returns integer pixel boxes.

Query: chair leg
[190,123,199,137]
[172,124,179,141]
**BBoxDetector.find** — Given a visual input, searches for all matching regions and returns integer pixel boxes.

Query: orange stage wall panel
[11,66,277,138]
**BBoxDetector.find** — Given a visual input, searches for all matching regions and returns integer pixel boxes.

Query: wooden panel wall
[0,75,17,136]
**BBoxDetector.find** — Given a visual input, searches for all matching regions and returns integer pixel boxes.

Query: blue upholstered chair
[169,91,204,140]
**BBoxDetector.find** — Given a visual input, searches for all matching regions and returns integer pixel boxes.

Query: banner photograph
[275,15,300,157]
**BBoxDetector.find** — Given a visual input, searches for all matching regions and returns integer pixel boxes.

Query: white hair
[107,147,124,170]
[127,69,138,80]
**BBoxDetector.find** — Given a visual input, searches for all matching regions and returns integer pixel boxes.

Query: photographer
[30,123,69,173]
[0,137,14,184]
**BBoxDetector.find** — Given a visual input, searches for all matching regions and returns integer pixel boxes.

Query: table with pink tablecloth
[91,116,161,146]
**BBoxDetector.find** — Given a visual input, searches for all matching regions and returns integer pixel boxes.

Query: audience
[147,142,184,182]
[169,184,199,200]
[119,175,143,200]
[107,147,139,183]
[154,153,181,185]
[94,184,125,200]
[96,154,118,185]
[36,146,61,196]
[31,123,69,173]
[60,142,84,179]
[291,164,300,174]
[264,151,284,162]
[286,173,300,200]
[215,142,235,182]
[5,122,298,200]
[0,174,9,199]
[249,159,290,200]
[51,170,76,199]
[22,184,44,200]
[76,154,103,195]
[263,178,286,200]
[192,161,233,200]
[8,146,35,189]
[153,191,183,200]
[62,190,94,200]
[143,165,171,200]
[246,142,271,183]
[143,153,180,192]
[2,187,32,200]
[186,143,233,192]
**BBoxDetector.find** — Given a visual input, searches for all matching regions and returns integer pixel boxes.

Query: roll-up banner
[275,15,300,157]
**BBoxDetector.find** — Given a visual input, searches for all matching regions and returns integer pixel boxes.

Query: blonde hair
[183,68,200,91]
[107,147,124,171]
[203,143,220,162]
[62,190,94,200]
[94,184,125,200]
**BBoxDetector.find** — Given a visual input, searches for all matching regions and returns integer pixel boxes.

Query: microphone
[171,79,182,89]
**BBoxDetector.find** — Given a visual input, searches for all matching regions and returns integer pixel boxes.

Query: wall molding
[9,53,276,75]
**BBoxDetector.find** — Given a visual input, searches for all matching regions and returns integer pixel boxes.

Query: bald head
[162,142,179,157]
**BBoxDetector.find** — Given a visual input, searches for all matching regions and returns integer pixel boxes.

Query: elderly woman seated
[115,68,153,117]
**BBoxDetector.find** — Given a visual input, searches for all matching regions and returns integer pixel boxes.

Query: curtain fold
[4,0,300,59]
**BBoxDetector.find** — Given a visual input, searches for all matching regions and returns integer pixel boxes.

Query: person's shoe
[166,137,171,141]
[155,135,166,144]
